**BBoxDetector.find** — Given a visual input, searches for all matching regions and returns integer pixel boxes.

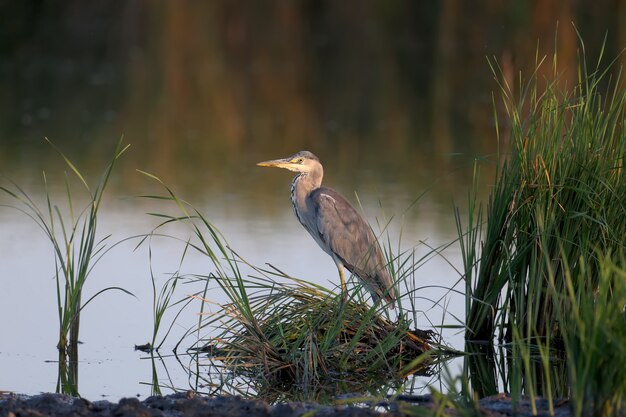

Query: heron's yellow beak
[257,157,302,172]
[256,158,287,168]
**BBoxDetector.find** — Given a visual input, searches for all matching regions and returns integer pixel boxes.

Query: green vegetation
[0,138,132,395]
[146,244,191,352]
[202,271,435,397]
[457,36,626,416]
[553,252,626,416]
[464,43,625,343]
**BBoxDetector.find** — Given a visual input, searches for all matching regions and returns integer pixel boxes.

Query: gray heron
[257,151,397,308]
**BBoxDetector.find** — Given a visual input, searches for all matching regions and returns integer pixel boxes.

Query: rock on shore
[0,391,571,417]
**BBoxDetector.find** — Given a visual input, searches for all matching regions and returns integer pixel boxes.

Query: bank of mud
[0,391,573,417]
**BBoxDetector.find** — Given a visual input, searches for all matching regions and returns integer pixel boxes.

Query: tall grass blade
[0,138,132,395]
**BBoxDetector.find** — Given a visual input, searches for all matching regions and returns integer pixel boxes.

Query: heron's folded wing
[308,188,378,275]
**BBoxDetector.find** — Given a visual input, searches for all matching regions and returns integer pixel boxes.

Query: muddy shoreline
[0,391,571,417]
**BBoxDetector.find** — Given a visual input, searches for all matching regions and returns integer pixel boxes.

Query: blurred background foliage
[0,1,624,206]
[1,2,623,400]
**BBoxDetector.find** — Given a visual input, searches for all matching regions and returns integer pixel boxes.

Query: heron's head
[257,151,321,174]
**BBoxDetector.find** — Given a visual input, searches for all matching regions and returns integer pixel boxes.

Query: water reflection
[0,1,623,401]
[142,349,437,405]
[464,341,569,403]
[2,3,624,204]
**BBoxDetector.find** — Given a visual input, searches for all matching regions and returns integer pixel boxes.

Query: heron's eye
[291,157,304,164]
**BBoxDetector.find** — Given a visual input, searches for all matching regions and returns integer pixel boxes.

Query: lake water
[0,153,468,399]
[0,2,621,401]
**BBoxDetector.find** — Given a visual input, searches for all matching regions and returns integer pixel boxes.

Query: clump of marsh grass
[457,32,626,415]
[0,138,132,395]
[461,35,626,343]
[199,267,434,391]
[140,172,438,398]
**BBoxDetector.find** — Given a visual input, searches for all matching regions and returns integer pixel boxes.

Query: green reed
[548,251,626,416]
[462,36,625,343]
[457,33,626,415]
[146,239,193,352]
[0,138,131,356]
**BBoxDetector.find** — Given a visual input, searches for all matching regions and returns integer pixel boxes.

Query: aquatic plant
[457,32,626,415]
[549,251,626,416]
[146,240,194,352]
[200,267,434,390]
[0,138,132,394]
[464,37,625,343]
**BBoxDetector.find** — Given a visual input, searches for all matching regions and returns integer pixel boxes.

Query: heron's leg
[337,266,348,311]
[338,266,347,295]
[333,258,348,300]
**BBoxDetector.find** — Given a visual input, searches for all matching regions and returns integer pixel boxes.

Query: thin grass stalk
[0,138,131,356]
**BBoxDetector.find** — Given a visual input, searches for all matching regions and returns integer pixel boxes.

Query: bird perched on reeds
[257,151,397,308]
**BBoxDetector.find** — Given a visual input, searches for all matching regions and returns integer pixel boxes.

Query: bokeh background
[0,0,624,399]
[2,1,624,200]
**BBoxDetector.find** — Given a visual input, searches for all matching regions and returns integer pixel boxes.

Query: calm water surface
[0,152,467,399]
[1,1,622,401]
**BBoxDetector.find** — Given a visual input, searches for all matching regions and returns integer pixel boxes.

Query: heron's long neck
[290,165,323,227]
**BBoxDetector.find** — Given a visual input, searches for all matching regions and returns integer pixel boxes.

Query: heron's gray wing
[308,187,391,294]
